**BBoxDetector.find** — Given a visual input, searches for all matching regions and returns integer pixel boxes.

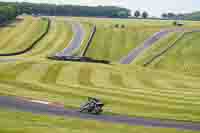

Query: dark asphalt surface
[0,96,200,131]
[120,28,185,64]
[56,22,85,56]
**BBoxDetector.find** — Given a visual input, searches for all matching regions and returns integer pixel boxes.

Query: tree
[177,14,184,20]
[167,12,176,18]
[142,11,148,18]
[114,24,119,28]
[0,5,18,24]
[134,10,140,18]
[161,13,168,18]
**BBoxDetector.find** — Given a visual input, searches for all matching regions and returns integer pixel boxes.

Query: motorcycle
[80,97,104,114]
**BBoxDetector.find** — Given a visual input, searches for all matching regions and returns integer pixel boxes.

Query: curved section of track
[120,28,186,64]
[56,22,85,56]
[0,96,200,131]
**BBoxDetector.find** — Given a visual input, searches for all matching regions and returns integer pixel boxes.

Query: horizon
[0,0,199,17]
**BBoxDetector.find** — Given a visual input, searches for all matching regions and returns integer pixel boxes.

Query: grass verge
[0,107,198,133]
[0,60,200,122]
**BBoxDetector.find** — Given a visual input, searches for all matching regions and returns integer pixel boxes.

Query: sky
[1,0,200,17]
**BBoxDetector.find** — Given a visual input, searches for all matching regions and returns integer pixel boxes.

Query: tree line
[161,12,185,20]
[161,12,200,21]
[0,5,18,24]
[0,1,154,21]
[133,10,149,18]
[0,2,131,18]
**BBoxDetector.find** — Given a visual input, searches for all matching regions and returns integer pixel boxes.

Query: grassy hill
[134,31,200,76]
[15,18,73,58]
[134,32,183,65]
[0,60,200,122]
[73,17,200,62]
[0,16,200,132]
[80,18,171,62]
[0,16,49,54]
[146,32,200,76]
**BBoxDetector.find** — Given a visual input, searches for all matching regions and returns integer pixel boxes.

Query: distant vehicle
[79,97,104,114]
[47,55,110,64]
[173,21,184,26]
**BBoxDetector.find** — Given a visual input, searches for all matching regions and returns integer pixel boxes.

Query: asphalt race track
[0,96,200,131]
[56,22,85,56]
[120,28,187,64]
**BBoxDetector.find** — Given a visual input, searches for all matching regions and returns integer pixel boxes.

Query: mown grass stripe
[26,20,61,57]
[12,18,49,52]
[17,63,50,81]
[35,21,72,57]
[0,17,33,50]
[0,20,35,51]
[0,18,50,56]
[0,62,35,80]
[77,64,94,86]
[109,72,127,88]
[41,63,65,83]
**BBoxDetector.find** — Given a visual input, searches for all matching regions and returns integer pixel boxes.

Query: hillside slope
[147,32,200,76]
[0,16,200,127]
[0,60,200,122]
[73,17,200,62]
[15,19,73,58]
[0,17,48,54]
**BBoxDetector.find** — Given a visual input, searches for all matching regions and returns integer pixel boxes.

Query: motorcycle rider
[80,97,104,114]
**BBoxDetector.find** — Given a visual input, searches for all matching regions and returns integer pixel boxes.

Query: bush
[114,24,119,28]
[173,21,177,26]
[173,21,184,26]
[121,24,125,28]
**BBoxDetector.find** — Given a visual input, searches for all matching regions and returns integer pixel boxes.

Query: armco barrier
[81,24,96,57]
[48,55,110,64]
[0,18,51,56]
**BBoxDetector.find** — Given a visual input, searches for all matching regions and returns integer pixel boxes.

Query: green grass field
[1,16,200,132]
[134,31,200,77]
[0,16,49,54]
[0,60,200,122]
[73,17,200,62]
[134,32,183,65]
[147,32,200,76]
[85,24,155,61]
[0,17,73,58]
[14,19,73,58]
[84,19,165,62]
[1,108,198,133]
